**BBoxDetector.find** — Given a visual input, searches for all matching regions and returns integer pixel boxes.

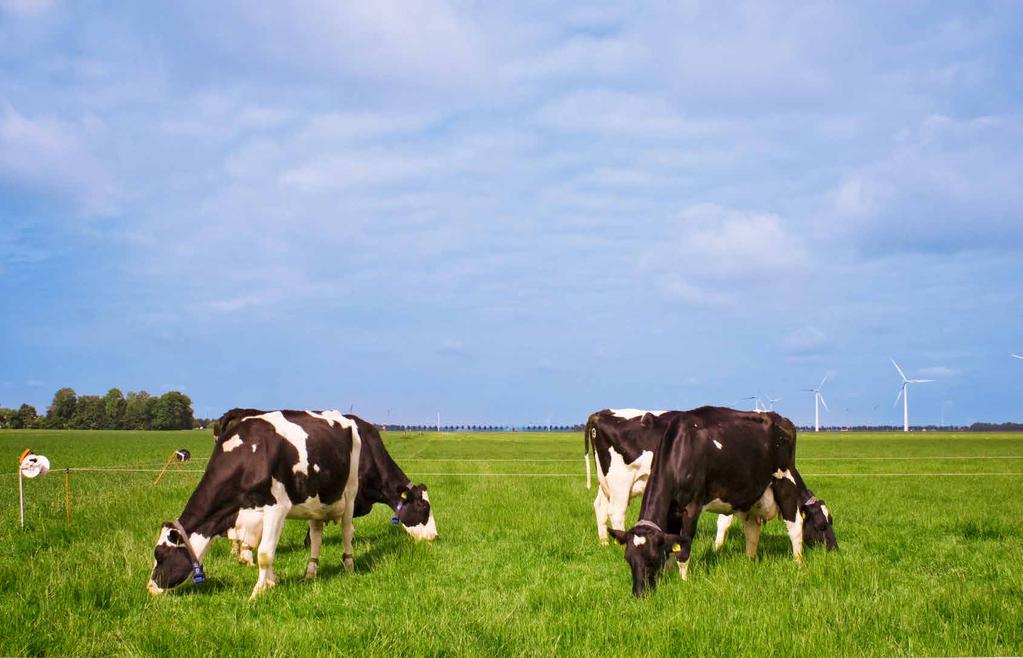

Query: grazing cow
[222,413,438,568]
[148,409,361,599]
[608,406,803,596]
[714,472,837,553]
[584,409,683,544]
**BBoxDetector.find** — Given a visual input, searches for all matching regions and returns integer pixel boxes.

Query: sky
[1,1,1021,427]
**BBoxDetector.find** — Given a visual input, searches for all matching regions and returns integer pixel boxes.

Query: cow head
[802,498,838,550]
[394,484,438,541]
[609,524,681,597]
[147,523,204,595]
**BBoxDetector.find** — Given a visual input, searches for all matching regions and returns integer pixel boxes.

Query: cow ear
[167,528,182,545]
[663,534,683,555]
[608,529,628,545]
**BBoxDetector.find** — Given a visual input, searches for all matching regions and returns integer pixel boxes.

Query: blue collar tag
[391,500,404,525]
[192,564,206,584]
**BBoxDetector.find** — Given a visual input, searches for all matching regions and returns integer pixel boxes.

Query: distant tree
[0,407,13,428]
[46,388,78,429]
[123,391,152,430]
[102,388,127,429]
[71,395,105,429]
[15,404,39,429]
[151,391,194,430]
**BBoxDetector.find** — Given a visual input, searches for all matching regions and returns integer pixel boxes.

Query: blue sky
[1,1,1021,427]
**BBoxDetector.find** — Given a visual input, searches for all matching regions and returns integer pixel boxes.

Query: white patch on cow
[596,446,654,536]
[714,514,733,551]
[748,486,779,521]
[248,411,310,475]
[222,435,243,452]
[632,535,647,547]
[786,515,804,562]
[820,503,831,521]
[609,408,666,420]
[703,498,734,514]
[251,444,257,453]
[403,511,438,541]
[712,440,723,450]
[313,464,320,473]
[420,489,431,503]
[773,468,797,485]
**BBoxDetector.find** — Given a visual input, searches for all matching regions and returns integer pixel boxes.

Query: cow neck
[371,441,411,511]
[635,439,678,530]
[176,472,238,542]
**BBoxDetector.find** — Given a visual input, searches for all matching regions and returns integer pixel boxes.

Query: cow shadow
[695,533,804,571]
[308,528,408,578]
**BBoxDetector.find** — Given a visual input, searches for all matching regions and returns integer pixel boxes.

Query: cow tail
[583,416,594,490]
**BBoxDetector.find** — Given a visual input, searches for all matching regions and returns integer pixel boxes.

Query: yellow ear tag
[400,491,408,500]
[671,543,681,553]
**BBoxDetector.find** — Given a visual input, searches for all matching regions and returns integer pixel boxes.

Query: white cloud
[0,104,116,214]
[829,114,1023,252]
[784,326,828,353]
[917,366,959,378]
[0,0,53,15]
[537,90,718,139]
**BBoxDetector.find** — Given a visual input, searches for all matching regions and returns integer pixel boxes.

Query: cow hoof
[304,564,318,580]
[599,538,609,547]
[249,580,275,600]
[342,555,354,572]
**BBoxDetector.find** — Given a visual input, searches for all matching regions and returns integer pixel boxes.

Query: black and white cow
[586,408,834,553]
[584,408,683,544]
[148,409,361,599]
[608,406,804,596]
[715,471,838,552]
[216,412,439,568]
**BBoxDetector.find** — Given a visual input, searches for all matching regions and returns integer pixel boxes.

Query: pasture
[2,428,1022,656]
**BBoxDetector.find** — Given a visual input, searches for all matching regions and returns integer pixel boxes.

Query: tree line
[0,387,195,430]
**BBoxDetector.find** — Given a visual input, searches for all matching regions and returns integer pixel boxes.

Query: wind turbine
[801,376,829,432]
[766,395,782,411]
[1013,354,1023,360]
[892,359,934,432]
[741,396,766,412]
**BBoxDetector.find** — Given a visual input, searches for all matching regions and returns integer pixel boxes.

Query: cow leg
[341,493,356,572]
[675,503,702,581]
[305,520,324,580]
[742,513,763,558]
[772,476,803,563]
[714,514,733,552]
[251,505,288,600]
[593,490,611,545]
[607,478,632,535]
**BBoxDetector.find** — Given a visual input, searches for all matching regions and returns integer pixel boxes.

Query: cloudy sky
[1,1,1021,427]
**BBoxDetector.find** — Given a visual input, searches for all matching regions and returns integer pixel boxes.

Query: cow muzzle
[147,579,165,596]
[403,513,438,541]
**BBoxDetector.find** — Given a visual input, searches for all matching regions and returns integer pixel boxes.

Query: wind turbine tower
[801,376,829,432]
[892,359,934,432]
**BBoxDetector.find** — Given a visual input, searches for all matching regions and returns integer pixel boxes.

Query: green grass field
[2,429,1022,656]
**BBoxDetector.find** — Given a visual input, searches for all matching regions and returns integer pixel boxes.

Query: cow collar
[390,485,413,525]
[171,520,207,584]
[635,519,663,533]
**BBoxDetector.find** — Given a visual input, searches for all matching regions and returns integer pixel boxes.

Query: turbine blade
[893,387,903,407]
[909,379,935,384]
[1013,354,1023,360]
[891,359,908,381]
[819,374,829,389]
[819,393,829,411]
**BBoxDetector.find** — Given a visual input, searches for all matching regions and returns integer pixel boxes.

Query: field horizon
[2,428,1022,656]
